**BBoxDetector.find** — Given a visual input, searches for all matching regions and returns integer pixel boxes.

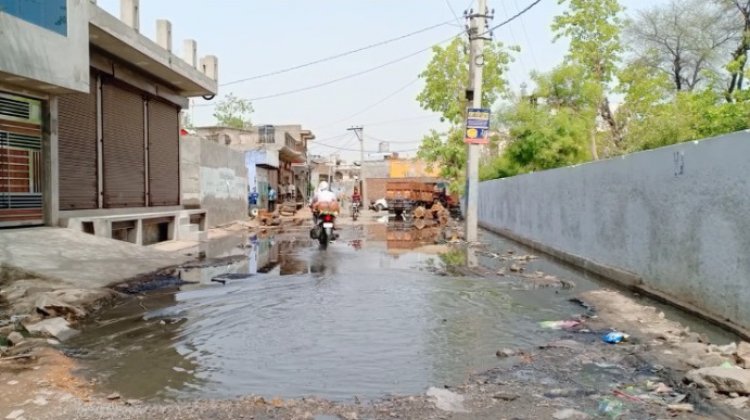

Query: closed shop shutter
[102,82,145,208]
[58,72,98,210]
[147,99,179,206]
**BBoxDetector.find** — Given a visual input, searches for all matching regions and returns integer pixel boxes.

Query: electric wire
[220,19,456,87]
[315,78,421,129]
[513,0,541,71]
[193,0,542,107]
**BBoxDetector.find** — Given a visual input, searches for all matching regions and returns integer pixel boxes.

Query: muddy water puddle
[65,224,730,403]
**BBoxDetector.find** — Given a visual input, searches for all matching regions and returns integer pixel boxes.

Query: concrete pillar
[156,19,172,52]
[183,39,197,68]
[43,97,59,227]
[135,219,143,245]
[200,55,219,81]
[120,0,140,32]
[94,220,110,239]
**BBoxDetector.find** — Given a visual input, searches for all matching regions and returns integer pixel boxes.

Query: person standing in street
[288,183,296,202]
[249,187,259,207]
[268,186,277,212]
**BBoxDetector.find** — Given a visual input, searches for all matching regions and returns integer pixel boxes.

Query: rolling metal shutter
[58,73,98,210]
[147,99,179,206]
[102,82,145,208]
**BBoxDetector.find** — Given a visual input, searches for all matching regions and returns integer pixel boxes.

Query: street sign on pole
[467,108,491,128]
[464,107,491,144]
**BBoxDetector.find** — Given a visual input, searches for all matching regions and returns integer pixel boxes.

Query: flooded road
[65,223,734,403]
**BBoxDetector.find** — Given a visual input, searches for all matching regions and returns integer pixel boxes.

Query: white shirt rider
[312,181,337,205]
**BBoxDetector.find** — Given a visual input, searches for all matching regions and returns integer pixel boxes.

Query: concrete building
[195,125,315,208]
[180,135,247,228]
[0,0,218,245]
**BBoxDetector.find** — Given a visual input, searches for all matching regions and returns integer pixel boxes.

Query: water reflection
[183,234,292,284]
[66,292,204,401]
[70,228,601,402]
[386,221,441,250]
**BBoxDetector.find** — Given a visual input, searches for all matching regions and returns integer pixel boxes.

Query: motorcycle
[310,211,336,248]
[351,201,360,221]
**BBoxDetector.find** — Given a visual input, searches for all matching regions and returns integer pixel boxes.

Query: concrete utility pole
[465,0,491,243]
[348,126,366,204]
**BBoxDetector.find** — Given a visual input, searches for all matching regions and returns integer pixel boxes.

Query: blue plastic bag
[602,331,629,344]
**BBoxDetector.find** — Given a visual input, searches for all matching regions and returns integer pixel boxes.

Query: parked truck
[380,180,461,222]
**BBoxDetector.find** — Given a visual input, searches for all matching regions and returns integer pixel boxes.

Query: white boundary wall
[478,131,750,333]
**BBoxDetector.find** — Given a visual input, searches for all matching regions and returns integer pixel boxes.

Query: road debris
[539,320,582,330]
[602,331,629,344]
[426,387,467,413]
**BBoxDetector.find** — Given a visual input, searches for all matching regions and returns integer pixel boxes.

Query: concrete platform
[0,227,191,289]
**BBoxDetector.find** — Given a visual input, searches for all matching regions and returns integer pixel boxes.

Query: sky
[97,0,662,162]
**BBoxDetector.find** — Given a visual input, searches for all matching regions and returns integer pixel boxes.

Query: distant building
[195,125,315,206]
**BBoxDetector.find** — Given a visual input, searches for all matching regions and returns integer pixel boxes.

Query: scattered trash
[5,409,24,420]
[597,397,624,418]
[540,320,582,330]
[650,382,673,395]
[492,393,519,401]
[667,403,694,413]
[726,396,749,410]
[495,348,516,358]
[107,393,121,400]
[602,331,629,344]
[6,332,23,346]
[715,342,738,356]
[426,387,467,413]
[23,317,79,341]
[613,389,640,403]
[670,394,688,404]
[552,408,589,419]
[720,361,735,368]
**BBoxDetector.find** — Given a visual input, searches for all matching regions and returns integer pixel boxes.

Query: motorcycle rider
[311,181,339,239]
[351,186,361,205]
[350,186,361,218]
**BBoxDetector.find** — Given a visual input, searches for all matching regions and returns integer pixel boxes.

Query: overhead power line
[316,78,421,129]
[311,141,418,154]
[194,36,456,107]
[309,133,352,144]
[361,114,442,127]
[220,19,456,87]
[244,39,453,102]
[445,0,463,26]
[488,0,542,33]
[513,0,540,70]
[193,0,542,107]
[365,134,424,145]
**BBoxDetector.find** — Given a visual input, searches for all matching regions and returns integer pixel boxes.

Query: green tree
[624,0,736,92]
[715,1,750,101]
[481,65,593,180]
[416,37,515,191]
[552,0,624,158]
[212,93,254,129]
